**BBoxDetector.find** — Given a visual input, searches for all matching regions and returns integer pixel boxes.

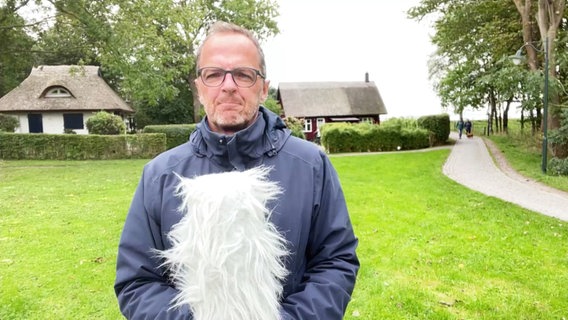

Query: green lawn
[1,151,567,319]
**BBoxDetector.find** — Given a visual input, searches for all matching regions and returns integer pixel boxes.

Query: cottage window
[64,113,84,130]
[303,119,312,133]
[361,117,373,124]
[45,87,71,98]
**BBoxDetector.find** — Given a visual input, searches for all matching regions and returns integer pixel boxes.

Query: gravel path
[443,132,568,221]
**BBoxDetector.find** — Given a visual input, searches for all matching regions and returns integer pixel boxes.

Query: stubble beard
[211,105,259,134]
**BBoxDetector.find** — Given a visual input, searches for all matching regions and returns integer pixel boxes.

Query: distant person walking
[464,119,473,138]
[456,118,465,139]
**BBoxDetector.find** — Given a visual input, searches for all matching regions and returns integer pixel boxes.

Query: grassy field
[1,149,567,319]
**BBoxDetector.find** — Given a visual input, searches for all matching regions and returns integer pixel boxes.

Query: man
[114,21,359,319]
[456,118,464,139]
[465,119,473,137]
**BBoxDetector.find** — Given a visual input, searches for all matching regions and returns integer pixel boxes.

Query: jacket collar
[190,107,290,170]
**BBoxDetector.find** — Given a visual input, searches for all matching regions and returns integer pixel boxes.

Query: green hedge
[0,133,166,160]
[320,122,430,153]
[143,124,197,149]
[417,113,450,146]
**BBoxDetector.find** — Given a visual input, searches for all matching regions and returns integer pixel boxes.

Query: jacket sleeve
[280,154,360,319]
[114,169,192,320]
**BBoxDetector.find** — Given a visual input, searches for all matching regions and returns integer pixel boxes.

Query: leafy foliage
[48,0,280,123]
[263,95,282,116]
[408,0,568,141]
[282,116,305,139]
[33,12,98,66]
[0,132,166,160]
[548,157,568,176]
[417,113,450,146]
[2,0,280,126]
[143,124,197,149]
[0,114,19,132]
[548,107,568,160]
[86,111,126,135]
[132,80,194,130]
[0,5,35,97]
[320,121,430,153]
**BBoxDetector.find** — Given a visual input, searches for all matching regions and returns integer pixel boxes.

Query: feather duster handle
[157,166,289,320]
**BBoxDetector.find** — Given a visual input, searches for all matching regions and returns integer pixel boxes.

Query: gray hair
[195,21,266,76]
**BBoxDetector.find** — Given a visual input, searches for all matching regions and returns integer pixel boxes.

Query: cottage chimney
[365,72,369,83]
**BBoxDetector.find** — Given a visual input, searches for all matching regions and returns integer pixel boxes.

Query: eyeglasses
[197,67,265,88]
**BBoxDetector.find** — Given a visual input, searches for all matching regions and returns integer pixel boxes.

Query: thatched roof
[0,65,134,113]
[277,81,387,118]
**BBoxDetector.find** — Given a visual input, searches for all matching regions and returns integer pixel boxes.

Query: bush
[320,122,429,153]
[417,114,450,146]
[143,124,197,149]
[86,111,126,135]
[548,108,568,159]
[0,114,19,132]
[549,157,568,176]
[0,132,166,160]
[143,117,307,151]
[283,117,306,140]
[264,97,283,116]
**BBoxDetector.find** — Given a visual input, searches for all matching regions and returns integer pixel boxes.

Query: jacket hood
[190,106,291,170]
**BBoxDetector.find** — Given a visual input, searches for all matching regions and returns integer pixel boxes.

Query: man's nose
[220,72,238,89]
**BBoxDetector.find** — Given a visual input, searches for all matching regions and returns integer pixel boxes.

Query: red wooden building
[277,74,387,141]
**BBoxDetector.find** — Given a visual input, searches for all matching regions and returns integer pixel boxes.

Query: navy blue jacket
[115,107,359,319]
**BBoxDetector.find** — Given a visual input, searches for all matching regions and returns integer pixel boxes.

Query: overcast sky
[262,0,450,119]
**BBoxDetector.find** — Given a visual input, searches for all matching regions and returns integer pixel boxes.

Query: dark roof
[0,65,134,113]
[277,81,387,118]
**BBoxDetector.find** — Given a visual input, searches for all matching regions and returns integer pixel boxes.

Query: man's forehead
[199,33,260,67]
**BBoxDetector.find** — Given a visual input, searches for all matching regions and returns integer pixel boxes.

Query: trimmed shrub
[320,122,429,153]
[417,113,450,146]
[143,117,307,151]
[143,124,197,149]
[0,114,19,132]
[0,133,166,160]
[401,128,431,150]
[86,111,126,135]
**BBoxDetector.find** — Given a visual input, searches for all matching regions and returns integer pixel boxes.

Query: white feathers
[156,166,289,320]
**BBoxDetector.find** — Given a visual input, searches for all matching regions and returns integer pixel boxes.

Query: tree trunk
[512,0,539,71]
[514,0,566,158]
[537,0,566,157]
[503,99,511,134]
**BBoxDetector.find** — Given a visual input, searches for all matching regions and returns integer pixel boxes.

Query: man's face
[196,32,269,135]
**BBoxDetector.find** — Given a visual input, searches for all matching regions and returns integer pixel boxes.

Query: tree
[0,2,36,96]
[408,0,568,141]
[263,86,282,116]
[4,0,279,126]
[512,0,566,157]
[33,12,98,66]
[49,0,280,124]
[132,79,194,130]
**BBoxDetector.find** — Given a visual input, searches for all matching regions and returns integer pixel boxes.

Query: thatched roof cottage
[0,65,134,134]
[277,74,387,141]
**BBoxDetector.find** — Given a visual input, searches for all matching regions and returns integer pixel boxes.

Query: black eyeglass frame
[197,67,266,88]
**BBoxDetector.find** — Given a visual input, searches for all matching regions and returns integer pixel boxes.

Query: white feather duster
[156,166,289,320]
